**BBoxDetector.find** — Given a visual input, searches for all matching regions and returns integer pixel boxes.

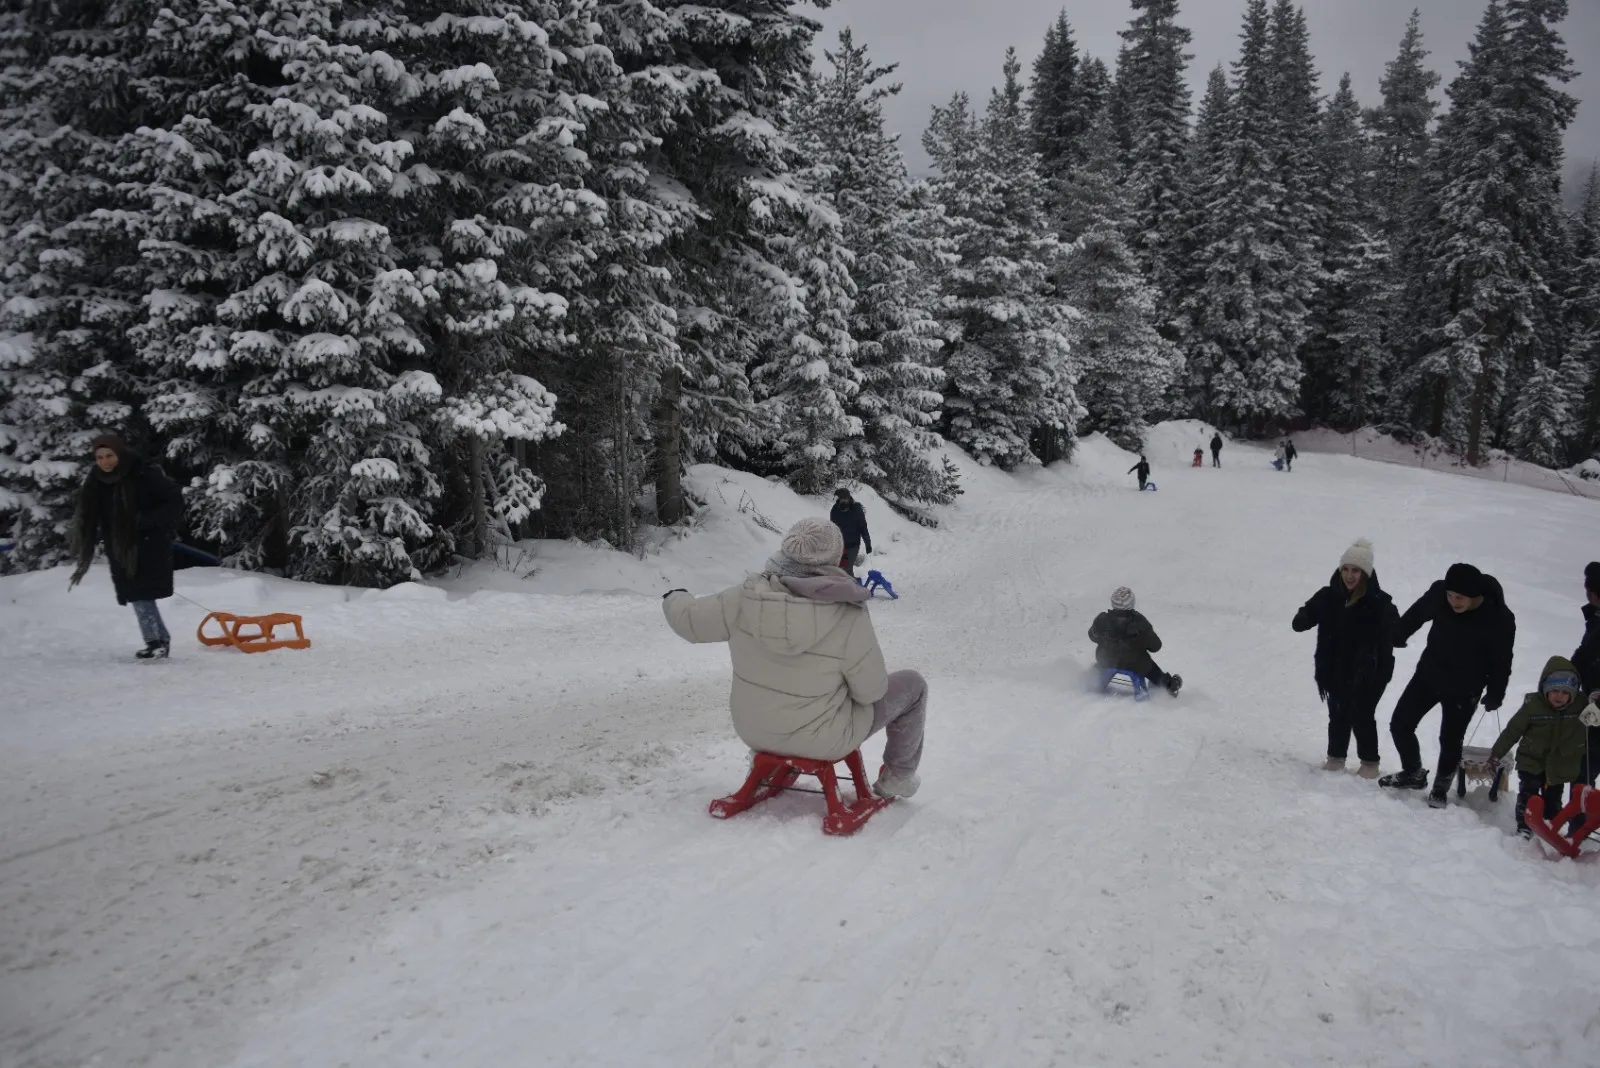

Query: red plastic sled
[708,749,892,836]
[1524,786,1600,858]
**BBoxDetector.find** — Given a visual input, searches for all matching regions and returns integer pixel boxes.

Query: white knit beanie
[1339,538,1375,576]
[1111,586,1136,611]
[781,517,845,567]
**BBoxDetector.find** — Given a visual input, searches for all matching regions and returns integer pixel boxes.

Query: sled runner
[1139,482,1158,492]
[857,569,898,599]
[1099,668,1152,701]
[1523,786,1600,859]
[1454,746,1506,801]
[708,749,892,836]
[197,611,311,654]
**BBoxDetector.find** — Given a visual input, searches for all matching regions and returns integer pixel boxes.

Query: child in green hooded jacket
[1490,656,1589,836]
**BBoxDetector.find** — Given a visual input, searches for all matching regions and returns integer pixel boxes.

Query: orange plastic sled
[197,612,311,653]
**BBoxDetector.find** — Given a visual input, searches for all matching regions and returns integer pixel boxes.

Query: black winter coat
[74,458,184,605]
[1394,577,1517,706]
[1574,603,1600,696]
[829,500,872,554]
[1210,434,1223,455]
[1089,609,1162,677]
[1129,460,1150,481]
[1292,570,1398,698]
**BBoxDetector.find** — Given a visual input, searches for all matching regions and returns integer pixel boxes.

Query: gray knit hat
[1111,586,1136,611]
[781,517,845,567]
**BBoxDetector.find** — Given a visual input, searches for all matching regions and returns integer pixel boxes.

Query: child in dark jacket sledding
[1089,587,1182,697]
[1490,657,1589,837]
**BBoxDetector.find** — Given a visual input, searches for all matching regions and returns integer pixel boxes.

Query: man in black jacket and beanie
[69,434,185,658]
[829,488,872,577]
[1573,561,1600,784]
[1381,562,1516,808]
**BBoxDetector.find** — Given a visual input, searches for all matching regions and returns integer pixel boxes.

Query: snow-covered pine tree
[628,0,836,522]
[1364,9,1441,245]
[0,2,160,570]
[1030,12,1108,188]
[1172,64,1231,413]
[1301,74,1390,428]
[924,51,1077,469]
[1393,0,1577,463]
[1115,0,1193,307]
[1562,166,1600,457]
[1505,359,1572,466]
[123,1,452,586]
[792,31,953,505]
[1057,110,1179,449]
[1266,0,1322,337]
[1179,0,1309,427]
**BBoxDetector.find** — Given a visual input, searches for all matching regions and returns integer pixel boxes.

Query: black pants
[1326,689,1381,763]
[1514,772,1565,832]
[1583,726,1600,786]
[1211,452,1220,467]
[1389,673,1477,780]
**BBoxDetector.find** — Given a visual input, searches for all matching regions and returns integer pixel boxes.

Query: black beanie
[1586,561,1600,594]
[1444,563,1486,599]
[89,432,128,458]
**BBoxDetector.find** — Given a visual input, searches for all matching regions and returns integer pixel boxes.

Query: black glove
[1482,694,1503,712]
[662,588,687,599]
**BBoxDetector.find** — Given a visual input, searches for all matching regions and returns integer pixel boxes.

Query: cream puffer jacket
[664,570,890,760]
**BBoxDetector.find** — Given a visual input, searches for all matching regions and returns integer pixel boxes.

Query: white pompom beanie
[781,517,845,567]
[1340,538,1375,577]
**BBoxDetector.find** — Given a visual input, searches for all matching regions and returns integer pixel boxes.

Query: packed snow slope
[4,424,1600,1068]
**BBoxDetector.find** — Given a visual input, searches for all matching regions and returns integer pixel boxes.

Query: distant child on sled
[1490,657,1591,837]
[1089,587,1182,697]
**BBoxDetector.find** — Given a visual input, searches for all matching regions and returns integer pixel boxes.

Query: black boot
[1165,673,1183,697]
[135,640,170,660]
[1379,768,1429,790]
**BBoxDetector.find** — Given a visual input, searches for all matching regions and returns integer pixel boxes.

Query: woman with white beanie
[662,517,928,798]
[1291,539,1399,777]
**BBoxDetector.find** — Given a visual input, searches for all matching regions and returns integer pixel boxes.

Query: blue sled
[1271,459,1284,471]
[1140,482,1158,492]
[1100,668,1152,701]
[857,569,898,599]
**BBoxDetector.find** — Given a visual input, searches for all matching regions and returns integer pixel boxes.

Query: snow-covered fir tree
[1056,111,1179,449]
[792,31,954,505]
[0,2,162,570]
[1301,74,1390,428]
[1561,166,1600,457]
[924,51,1078,469]
[1179,0,1311,426]
[1115,0,1193,307]
[1393,0,1577,463]
[1364,8,1441,245]
[1030,12,1108,187]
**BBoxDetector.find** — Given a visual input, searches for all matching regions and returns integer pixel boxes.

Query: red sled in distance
[1524,786,1600,859]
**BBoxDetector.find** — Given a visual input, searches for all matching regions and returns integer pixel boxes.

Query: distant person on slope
[1089,587,1182,697]
[829,488,872,577]
[1210,432,1224,468]
[1283,439,1298,472]
[1382,563,1516,809]
[1571,562,1600,786]
[1291,539,1398,778]
[1489,657,1589,838]
[661,517,927,799]
[1129,455,1151,491]
[67,434,185,659]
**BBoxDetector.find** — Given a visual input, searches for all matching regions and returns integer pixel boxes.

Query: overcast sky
[807,0,1599,199]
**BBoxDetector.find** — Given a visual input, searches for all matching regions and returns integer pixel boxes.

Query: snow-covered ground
[4,426,1600,1068]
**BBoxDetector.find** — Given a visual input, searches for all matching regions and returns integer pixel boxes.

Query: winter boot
[1321,757,1347,772]
[135,640,170,660]
[1378,768,1429,790]
[1426,787,1449,809]
[1357,761,1382,780]
[873,767,921,800]
[1165,674,1183,697]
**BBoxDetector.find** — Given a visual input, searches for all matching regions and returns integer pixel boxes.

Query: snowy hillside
[4,433,1600,1068]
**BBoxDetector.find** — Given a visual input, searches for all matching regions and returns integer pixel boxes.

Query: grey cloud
[808,0,1598,198]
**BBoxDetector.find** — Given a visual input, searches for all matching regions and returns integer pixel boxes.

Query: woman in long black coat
[69,434,184,658]
[1292,539,1399,777]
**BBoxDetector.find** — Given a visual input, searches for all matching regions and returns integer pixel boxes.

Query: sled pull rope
[1464,705,1502,747]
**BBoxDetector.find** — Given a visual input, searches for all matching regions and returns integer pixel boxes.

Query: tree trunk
[1427,375,1447,439]
[1465,363,1491,467]
[655,365,687,525]
[469,435,488,558]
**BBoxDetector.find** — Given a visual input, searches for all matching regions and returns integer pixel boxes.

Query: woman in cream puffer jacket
[664,516,927,798]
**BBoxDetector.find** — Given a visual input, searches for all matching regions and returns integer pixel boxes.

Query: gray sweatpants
[871,669,928,773]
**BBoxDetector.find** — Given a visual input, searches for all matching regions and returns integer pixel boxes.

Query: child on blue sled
[1089,587,1183,697]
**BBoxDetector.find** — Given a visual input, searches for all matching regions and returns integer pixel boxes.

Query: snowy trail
[6,432,1600,1067]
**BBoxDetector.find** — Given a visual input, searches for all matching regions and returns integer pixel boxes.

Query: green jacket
[1490,656,1589,784]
